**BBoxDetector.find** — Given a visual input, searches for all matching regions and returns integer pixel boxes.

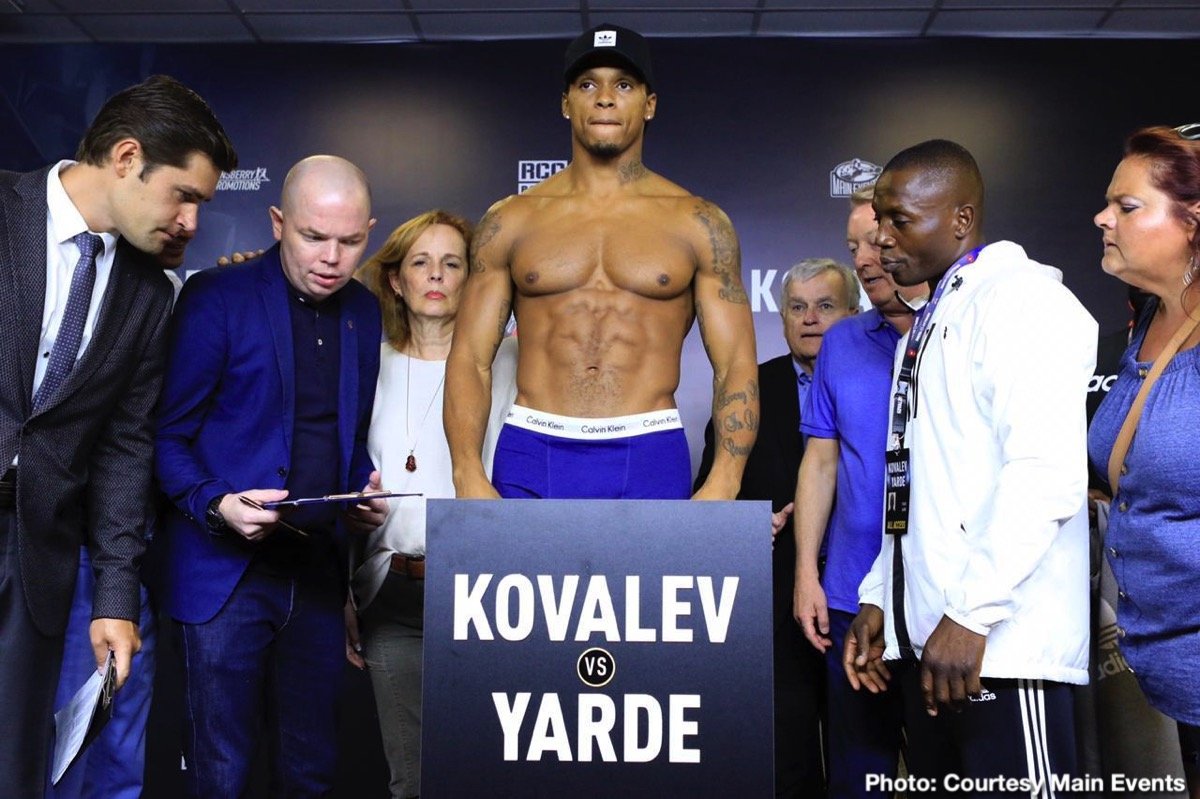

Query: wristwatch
[206,494,229,534]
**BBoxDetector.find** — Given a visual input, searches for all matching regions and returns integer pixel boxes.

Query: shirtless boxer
[445,24,758,500]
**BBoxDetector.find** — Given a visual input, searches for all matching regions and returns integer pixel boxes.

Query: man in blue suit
[155,155,383,797]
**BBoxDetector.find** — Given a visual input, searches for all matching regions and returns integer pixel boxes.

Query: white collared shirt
[34,159,118,400]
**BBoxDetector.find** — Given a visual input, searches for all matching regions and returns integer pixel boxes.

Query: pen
[237,494,310,537]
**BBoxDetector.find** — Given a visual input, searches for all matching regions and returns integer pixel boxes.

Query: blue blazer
[154,245,381,624]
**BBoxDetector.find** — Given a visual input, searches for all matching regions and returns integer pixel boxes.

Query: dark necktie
[34,232,102,410]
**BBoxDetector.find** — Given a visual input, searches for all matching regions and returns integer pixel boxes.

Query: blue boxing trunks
[492,405,691,499]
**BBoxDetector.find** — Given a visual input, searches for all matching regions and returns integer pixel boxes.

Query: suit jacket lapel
[773,356,802,478]
[785,359,801,442]
[4,168,52,417]
[260,249,295,455]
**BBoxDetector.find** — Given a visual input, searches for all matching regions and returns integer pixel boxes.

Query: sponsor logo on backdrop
[217,167,270,191]
[518,159,567,193]
[829,158,881,198]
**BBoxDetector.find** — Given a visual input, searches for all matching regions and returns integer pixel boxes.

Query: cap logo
[594,30,616,47]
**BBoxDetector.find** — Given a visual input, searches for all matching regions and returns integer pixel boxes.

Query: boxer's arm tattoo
[714,378,758,411]
[716,387,747,410]
[495,299,511,339]
[714,378,759,457]
[720,429,748,453]
[695,201,748,305]
[470,209,502,274]
[719,409,758,457]
[721,438,753,458]
[693,205,757,490]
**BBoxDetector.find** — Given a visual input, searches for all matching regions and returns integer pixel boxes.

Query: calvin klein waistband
[504,405,683,440]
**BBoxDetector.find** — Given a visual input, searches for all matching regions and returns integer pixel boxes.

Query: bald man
[845,140,1096,783]
[155,155,382,796]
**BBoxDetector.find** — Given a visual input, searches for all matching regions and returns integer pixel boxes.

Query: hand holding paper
[89,617,139,689]
[51,650,117,785]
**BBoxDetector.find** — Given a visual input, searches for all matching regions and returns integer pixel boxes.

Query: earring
[1185,255,1198,288]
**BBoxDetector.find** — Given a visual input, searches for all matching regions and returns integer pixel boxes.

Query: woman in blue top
[1089,124,1200,797]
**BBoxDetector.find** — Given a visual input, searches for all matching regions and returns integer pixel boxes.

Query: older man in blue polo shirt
[791,187,927,798]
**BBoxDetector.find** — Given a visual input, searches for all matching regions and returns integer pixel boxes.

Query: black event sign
[422,499,774,798]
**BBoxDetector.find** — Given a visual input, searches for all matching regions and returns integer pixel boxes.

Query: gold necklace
[404,351,446,472]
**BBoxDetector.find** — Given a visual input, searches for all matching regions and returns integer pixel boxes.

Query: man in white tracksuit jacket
[845,139,1097,793]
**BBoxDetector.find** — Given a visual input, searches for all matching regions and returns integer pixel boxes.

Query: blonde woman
[349,210,515,799]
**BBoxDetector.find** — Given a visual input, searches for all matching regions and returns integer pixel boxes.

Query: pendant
[405,453,417,472]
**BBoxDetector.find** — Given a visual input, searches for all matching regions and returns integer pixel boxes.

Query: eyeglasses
[1174,123,1200,141]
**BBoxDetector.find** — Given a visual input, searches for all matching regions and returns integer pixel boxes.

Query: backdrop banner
[422,498,774,798]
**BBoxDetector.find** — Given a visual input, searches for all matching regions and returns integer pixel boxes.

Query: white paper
[50,651,114,785]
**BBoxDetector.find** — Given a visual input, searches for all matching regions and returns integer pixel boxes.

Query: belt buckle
[393,552,426,580]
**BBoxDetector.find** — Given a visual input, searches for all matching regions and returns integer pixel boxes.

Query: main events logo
[517,159,567,193]
[217,167,270,191]
[829,158,881,198]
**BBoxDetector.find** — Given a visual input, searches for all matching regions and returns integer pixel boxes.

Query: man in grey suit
[0,75,236,796]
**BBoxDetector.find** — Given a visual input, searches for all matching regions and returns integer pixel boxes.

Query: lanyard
[882,247,981,655]
[888,246,982,449]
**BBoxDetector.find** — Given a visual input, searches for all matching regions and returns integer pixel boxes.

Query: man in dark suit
[0,75,235,796]
[696,257,859,797]
[155,155,383,797]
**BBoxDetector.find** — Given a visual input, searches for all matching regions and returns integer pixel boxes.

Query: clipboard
[260,490,422,509]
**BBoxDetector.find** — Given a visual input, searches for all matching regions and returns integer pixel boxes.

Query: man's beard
[583,140,623,159]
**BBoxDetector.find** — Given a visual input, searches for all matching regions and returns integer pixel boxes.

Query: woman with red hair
[1089,124,1200,797]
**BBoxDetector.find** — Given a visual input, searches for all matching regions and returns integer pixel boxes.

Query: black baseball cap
[563,24,654,92]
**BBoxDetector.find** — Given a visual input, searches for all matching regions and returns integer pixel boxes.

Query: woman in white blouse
[349,210,515,799]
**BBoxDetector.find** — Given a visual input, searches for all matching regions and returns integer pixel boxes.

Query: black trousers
[897,662,1079,798]
[774,616,828,798]
[0,506,67,799]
